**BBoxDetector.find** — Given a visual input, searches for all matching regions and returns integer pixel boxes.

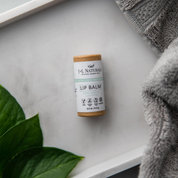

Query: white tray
[0,0,157,177]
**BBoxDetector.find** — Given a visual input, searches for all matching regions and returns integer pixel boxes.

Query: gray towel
[115,0,178,177]
[115,0,178,56]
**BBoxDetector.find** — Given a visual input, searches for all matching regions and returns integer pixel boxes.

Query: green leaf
[0,114,43,175]
[3,147,83,178]
[0,85,25,137]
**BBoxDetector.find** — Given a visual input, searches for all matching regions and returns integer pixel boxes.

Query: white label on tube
[74,61,105,112]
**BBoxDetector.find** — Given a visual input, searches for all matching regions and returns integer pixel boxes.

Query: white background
[0,0,31,14]
[0,0,157,177]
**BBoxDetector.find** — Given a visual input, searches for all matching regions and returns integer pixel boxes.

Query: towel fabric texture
[115,0,178,56]
[115,0,178,178]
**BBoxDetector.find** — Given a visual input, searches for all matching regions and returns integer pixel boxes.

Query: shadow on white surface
[109,165,139,178]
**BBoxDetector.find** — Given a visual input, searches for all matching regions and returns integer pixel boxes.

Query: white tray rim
[0,0,64,28]
[71,145,146,178]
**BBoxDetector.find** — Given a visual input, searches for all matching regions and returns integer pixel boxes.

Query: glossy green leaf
[3,147,83,178]
[0,85,25,137]
[0,114,43,175]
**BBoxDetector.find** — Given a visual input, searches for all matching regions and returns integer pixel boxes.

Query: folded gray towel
[115,0,178,56]
[140,38,178,178]
[115,0,178,177]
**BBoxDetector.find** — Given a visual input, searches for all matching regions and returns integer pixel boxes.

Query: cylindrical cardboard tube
[73,54,105,117]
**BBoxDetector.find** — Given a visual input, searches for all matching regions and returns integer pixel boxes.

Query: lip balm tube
[73,54,105,117]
